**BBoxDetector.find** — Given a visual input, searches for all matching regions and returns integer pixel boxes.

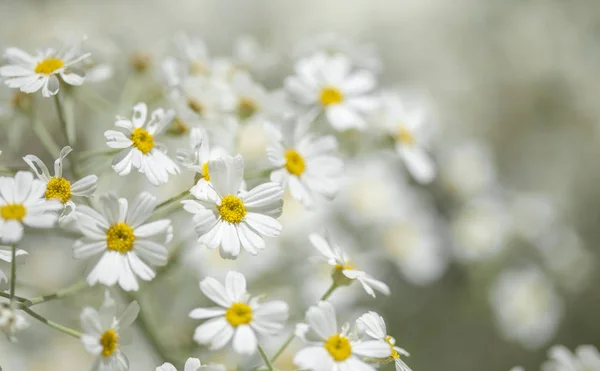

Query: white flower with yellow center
[189,271,288,355]
[182,155,283,259]
[228,71,270,122]
[0,41,91,97]
[266,117,343,207]
[73,192,172,292]
[162,33,213,86]
[0,302,28,341]
[0,171,63,243]
[285,52,378,131]
[357,312,412,371]
[157,358,226,371]
[310,232,390,298]
[23,146,98,220]
[542,345,600,371]
[170,75,234,124]
[105,102,180,186]
[0,245,27,290]
[294,301,391,371]
[80,291,139,371]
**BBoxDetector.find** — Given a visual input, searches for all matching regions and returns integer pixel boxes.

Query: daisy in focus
[0,41,91,97]
[357,311,412,371]
[294,301,391,371]
[105,102,180,186]
[182,155,283,259]
[0,245,27,290]
[80,291,139,371]
[285,52,378,131]
[73,192,172,291]
[0,302,28,341]
[266,116,343,207]
[310,232,390,298]
[0,171,63,243]
[189,271,288,355]
[542,345,600,371]
[157,358,226,371]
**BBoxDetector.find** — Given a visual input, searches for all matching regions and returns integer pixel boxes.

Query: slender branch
[78,148,120,161]
[23,280,88,307]
[0,291,27,302]
[258,344,275,371]
[53,94,68,140]
[320,282,338,301]
[155,190,189,212]
[30,111,61,158]
[21,306,82,338]
[9,244,17,303]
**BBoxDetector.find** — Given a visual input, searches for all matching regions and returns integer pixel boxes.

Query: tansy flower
[162,33,213,86]
[285,52,378,131]
[294,301,391,371]
[170,76,234,123]
[182,155,283,259]
[310,232,390,298]
[266,116,343,207]
[227,71,270,122]
[0,171,63,243]
[105,102,180,186]
[0,41,91,97]
[80,291,139,371]
[156,358,226,371]
[542,345,600,371]
[0,245,27,290]
[23,146,98,221]
[0,302,28,341]
[189,271,288,355]
[73,192,172,292]
[357,311,412,371]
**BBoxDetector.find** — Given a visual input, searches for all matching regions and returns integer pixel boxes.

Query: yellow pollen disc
[34,58,64,75]
[386,335,400,359]
[130,52,151,73]
[397,127,415,146]
[284,149,306,176]
[100,329,119,357]
[237,98,257,120]
[320,86,343,106]
[334,262,355,271]
[217,195,246,224]
[0,204,26,221]
[325,334,352,361]
[225,302,253,327]
[106,223,135,254]
[130,127,155,154]
[187,97,204,114]
[189,61,207,75]
[202,162,210,181]
[45,177,72,203]
[170,117,189,135]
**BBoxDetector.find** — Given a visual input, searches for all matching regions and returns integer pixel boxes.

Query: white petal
[244,213,282,237]
[200,276,232,307]
[400,146,436,184]
[232,325,257,355]
[219,222,240,259]
[131,103,148,128]
[189,307,226,320]
[225,271,247,302]
[352,340,392,358]
[306,301,337,340]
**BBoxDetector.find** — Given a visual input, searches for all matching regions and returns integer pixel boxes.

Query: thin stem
[23,280,88,307]
[155,190,189,211]
[78,148,120,161]
[320,282,338,301]
[9,244,16,303]
[30,112,61,158]
[54,93,81,179]
[53,94,68,139]
[0,291,27,302]
[258,344,275,371]
[21,306,82,338]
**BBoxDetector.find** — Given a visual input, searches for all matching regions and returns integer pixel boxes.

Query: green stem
[23,280,87,307]
[78,148,120,161]
[9,245,16,303]
[53,93,68,140]
[30,112,61,158]
[320,282,338,301]
[155,190,189,211]
[0,292,27,302]
[21,306,82,338]
[258,344,275,371]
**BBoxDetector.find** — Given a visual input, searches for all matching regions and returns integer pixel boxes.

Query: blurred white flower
[542,345,600,371]
[231,35,279,77]
[156,357,226,371]
[285,52,378,131]
[170,75,234,124]
[80,291,139,371]
[73,192,172,291]
[0,171,62,243]
[162,33,213,86]
[105,102,180,186]
[190,271,288,355]
[0,245,27,290]
[357,311,412,371]
[0,302,28,341]
[182,155,283,259]
[294,301,390,371]
[228,70,272,123]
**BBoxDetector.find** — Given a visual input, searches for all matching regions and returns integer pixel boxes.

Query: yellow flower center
[284,149,306,176]
[202,162,210,181]
[106,223,135,254]
[187,97,204,115]
[189,61,207,75]
[34,58,64,75]
[168,117,189,135]
[225,302,253,327]
[334,262,355,271]
[130,52,151,73]
[386,335,400,359]
[217,195,246,224]
[45,177,72,203]
[131,127,155,154]
[325,334,352,361]
[0,204,26,221]
[396,127,415,146]
[237,98,257,120]
[100,329,119,357]
[320,86,343,106]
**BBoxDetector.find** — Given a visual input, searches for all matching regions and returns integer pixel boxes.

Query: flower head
[0,302,28,341]
[357,312,412,371]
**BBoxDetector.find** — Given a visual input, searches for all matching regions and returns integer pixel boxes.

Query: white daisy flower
[0,302,28,341]
[356,311,412,371]
[0,171,62,243]
[162,33,213,86]
[379,92,436,184]
[0,41,91,97]
[542,345,600,371]
[105,102,180,186]
[266,116,343,207]
[182,155,283,259]
[156,358,226,371]
[310,232,390,298]
[80,291,139,371]
[294,301,391,371]
[73,192,172,291]
[170,75,234,124]
[23,146,98,220]
[285,52,378,131]
[228,70,282,124]
[231,35,279,77]
[189,271,288,355]
[0,245,27,290]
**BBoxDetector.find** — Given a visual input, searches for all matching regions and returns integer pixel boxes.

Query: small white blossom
[357,311,412,371]
[542,345,600,371]
[0,302,28,341]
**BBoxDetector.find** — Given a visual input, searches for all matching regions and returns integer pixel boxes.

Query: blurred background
[1,0,599,370]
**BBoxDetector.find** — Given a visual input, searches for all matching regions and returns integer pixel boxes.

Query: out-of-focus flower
[0,41,91,97]
[162,33,213,86]
[73,192,172,291]
[231,35,279,77]
[542,345,600,371]
[105,102,180,186]
[310,232,390,297]
[0,302,28,341]
[294,301,391,371]
[357,311,412,371]
[190,271,288,355]
[0,245,27,290]
[156,358,226,371]
[227,71,272,123]
[285,52,378,131]
[182,155,283,259]
[80,291,139,371]
[0,171,62,243]
[170,76,234,124]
